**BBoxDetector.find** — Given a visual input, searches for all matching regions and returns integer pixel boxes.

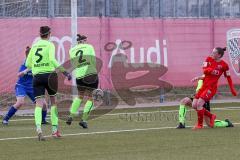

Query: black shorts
[33,72,58,98]
[189,95,210,111]
[76,74,99,92]
[203,101,210,112]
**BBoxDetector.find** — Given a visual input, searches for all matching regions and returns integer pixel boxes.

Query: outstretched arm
[49,43,72,80]
[224,70,237,96]
[18,68,30,77]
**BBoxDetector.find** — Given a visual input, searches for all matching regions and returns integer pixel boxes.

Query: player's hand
[67,74,72,81]
[191,77,199,83]
[63,71,72,81]
[17,71,27,77]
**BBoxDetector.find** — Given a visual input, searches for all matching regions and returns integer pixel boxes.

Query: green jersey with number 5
[26,39,60,75]
[69,44,97,79]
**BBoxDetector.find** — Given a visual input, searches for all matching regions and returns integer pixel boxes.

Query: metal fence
[0,0,240,18]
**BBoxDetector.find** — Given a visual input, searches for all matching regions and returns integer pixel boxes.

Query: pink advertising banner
[0,17,240,93]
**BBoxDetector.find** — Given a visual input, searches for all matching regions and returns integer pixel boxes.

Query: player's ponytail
[215,47,226,58]
[77,34,87,43]
[25,46,31,57]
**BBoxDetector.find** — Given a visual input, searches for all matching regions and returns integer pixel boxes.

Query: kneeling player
[177,79,233,129]
[2,46,48,125]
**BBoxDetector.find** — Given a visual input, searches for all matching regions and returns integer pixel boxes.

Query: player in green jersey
[66,34,98,129]
[177,77,233,129]
[26,26,71,141]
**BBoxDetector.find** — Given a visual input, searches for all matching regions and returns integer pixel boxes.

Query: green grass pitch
[0,103,240,160]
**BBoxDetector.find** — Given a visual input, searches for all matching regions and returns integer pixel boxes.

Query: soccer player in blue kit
[2,46,48,125]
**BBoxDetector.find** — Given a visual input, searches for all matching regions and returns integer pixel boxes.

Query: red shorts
[195,86,217,102]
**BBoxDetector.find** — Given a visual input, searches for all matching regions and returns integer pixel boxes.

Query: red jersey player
[192,47,237,129]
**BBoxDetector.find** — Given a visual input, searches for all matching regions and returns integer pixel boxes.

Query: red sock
[197,108,204,127]
[204,108,212,118]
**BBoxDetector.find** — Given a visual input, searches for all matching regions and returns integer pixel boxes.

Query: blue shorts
[15,84,35,102]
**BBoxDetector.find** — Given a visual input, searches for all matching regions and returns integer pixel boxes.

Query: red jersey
[202,56,230,90]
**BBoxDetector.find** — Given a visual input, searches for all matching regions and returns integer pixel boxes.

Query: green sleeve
[195,80,203,92]
[25,48,33,69]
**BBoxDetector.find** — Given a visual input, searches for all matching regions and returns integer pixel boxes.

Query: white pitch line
[0,127,176,141]
[9,118,50,122]
[7,106,240,122]
[106,107,240,116]
[0,122,240,141]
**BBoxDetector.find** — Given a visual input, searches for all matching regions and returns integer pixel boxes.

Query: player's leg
[193,88,216,129]
[41,100,48,124]
[66,95,84,125]
[41,99,49,124]
[192,87,205,129]
[79,89,94,129]
[192,98,206,129]
[69,96,83,117]
[2,85,26,125]
[214,119,234,127]
[80,75,99,129]
[66,79,85,125]
[176,97,192,129]
[33,74,47,141]
[2,97,25,125]
[202,91,217,128]
[205,117,233,127]
[203,101,212,127]
[203,102,233,128]
[45,72,60,138]
[49,95,60,137]
[35,97,46,141]
[192,98,199,110]
[196,98,216,129]
[27,89,48,124]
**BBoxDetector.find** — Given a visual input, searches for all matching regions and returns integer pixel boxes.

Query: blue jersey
[16,60,33,88]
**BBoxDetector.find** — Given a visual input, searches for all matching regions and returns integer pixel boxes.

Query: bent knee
[15,102,24,109]
[180,97,191,105]
[192,101,197,109]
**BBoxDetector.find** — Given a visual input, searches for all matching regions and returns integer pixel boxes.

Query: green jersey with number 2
[69,43,97,79]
